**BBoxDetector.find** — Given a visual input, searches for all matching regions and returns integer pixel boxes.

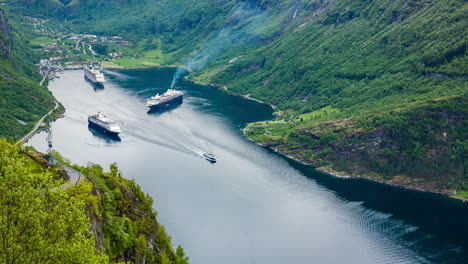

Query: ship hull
[148,95,183,110]
[88,125,121,141]
[88,121,120,136]
[204,157,216,163]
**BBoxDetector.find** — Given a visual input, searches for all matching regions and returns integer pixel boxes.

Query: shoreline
[242,129,468,203]
[17,100,62,144]
[102,63,184,70]
[102,65,468,203]
[187,77,278,112]
[17,73,61,144]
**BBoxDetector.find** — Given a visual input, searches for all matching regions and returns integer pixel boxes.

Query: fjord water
[28,69,468,263]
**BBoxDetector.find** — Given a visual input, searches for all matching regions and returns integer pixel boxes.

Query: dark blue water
[28,68,468,264]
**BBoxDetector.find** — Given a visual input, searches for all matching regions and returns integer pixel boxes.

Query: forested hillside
[10,0,465,112]
[0,139,107,263]
[9,0,467,193]
[0,8,55,140]
[0,139,189,263]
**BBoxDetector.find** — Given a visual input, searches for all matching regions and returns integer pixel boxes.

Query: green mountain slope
[0,8,55,140]
[18,0,464,113]
[245,96,467,194]
[206,0,467,113]
[9,0,467,193]
[0,139,189,263]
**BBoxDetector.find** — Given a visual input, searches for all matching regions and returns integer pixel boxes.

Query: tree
[0,138,108,263]
[175,245,190,264]
[92,43,109,55]
[110,162,121,177]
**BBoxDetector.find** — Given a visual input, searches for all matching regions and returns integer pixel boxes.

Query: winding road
[60,162,82,185]
[17,74,59,144]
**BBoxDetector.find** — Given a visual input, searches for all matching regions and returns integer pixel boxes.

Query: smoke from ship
[168,2,273,88]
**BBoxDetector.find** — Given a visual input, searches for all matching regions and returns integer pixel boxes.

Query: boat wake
[123,121,203,158]
[103,70,135,81]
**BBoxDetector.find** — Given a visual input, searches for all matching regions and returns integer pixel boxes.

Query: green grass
[297,106,342,121]
[143,49,164,58]
[30,36,55,45]
[112,57,161,68]
[101,61,124,69]
[455,191,468,200]
[247,119,288,127]
[112,49,180,68]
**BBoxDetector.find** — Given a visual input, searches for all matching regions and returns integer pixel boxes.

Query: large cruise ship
[146,89,183,110]
[88,112,122,136]
[84,65,105,84]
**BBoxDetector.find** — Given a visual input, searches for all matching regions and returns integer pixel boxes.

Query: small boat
[203,152,216,162]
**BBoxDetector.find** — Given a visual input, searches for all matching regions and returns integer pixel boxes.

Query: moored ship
[146,89,183,110]
[88,112,122,136]
[84,65,105,84]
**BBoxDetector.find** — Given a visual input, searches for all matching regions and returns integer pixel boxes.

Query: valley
[0,0,467,263]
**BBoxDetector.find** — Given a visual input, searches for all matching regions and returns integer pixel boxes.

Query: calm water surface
[28,69,468,264]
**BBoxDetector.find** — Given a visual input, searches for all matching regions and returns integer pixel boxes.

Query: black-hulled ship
[88,112,122,136]
[147,89,183,110]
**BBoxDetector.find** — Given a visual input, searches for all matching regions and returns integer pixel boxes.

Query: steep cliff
[25,149,190,264]
[79,162,189,264]
[0,10,12,58]
[0,8,55,140]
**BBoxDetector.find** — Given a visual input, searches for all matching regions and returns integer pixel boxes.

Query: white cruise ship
[84,65,105,84]
[88,112,121,136]
[146,89,183,110]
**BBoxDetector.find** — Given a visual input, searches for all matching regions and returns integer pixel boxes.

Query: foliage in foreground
[0,138,190,264]
[54,154,189,264]
[0,138,108,263]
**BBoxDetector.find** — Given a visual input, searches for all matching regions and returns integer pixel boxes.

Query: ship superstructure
[88,112,121,136]
[84,65,105,84]
[146,89,183,110]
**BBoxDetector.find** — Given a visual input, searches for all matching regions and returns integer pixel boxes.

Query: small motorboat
[203,152,217,162]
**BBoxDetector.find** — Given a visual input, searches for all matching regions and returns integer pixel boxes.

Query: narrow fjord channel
[28,68,468,264]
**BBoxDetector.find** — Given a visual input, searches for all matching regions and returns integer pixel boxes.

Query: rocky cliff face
[0,9,11,59]
[82,165,185,264]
